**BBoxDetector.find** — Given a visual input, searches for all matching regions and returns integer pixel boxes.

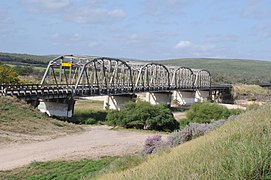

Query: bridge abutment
[103,94,137,110]
[38,98,75,118]
[145,92,172,106]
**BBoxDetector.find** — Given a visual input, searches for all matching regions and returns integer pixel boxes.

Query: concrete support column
[38,98,75,118]
[103,94,137,110]
[146,92,172,106]
[172,90,195,105]
[195,90,210,103]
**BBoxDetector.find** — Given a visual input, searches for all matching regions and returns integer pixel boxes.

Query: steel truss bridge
[0,55,230,101]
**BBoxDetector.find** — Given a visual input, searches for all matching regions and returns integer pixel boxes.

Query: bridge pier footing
[146,92,172,107]
[38,98,75,118]
[103,94,137,110]
[172,90,195,105]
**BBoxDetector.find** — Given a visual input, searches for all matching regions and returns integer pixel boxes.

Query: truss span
[1,55,213,98]
[134,63,170,92]
[75,57,133,96]
[171,67,194,89]
[193,69,211,89]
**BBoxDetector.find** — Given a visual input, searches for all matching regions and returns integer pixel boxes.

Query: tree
[0,63,20,83]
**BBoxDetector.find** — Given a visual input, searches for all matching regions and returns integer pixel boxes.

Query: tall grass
[233,84,271,95]
[101,103,271,179]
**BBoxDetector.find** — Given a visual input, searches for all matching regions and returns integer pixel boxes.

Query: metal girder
[194,69,211,89]
[171,67,195,89]
[34,55,213,97]
[40,55,96,87]
[134,63,170,92]
[75,57,133,96]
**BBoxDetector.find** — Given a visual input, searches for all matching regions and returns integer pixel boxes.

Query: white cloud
[108,9,126,18]
[174,40,192,49]
[21,0,72,12]
[88,42,98,48]
[243,0,271,18]
[174,40,219,57]
[145,0,197,16]
[206,35,238,43]
[0,9,14,37]
[50,33,82,45]
[69,8,126,24]
[21,0,126,24]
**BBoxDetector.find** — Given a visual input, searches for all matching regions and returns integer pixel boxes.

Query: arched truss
[134,63,170,91]
[40,55,212,95]
[75,57,133,95]
[193,69,211,89]
[171,67,195,89]
[40,55,94,86]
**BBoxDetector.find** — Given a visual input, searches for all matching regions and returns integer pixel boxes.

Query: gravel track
[0,125,164,170]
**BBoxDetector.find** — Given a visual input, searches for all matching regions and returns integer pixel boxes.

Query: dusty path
[0,125,164,171]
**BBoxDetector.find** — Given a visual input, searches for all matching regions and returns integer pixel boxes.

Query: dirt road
[0,126,164,170]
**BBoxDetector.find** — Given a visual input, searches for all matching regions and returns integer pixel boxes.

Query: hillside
[0,96,82,144]
[102,103,271,179]
[0,52,54,66]
[155,58,271,84]
[1,52,271,84]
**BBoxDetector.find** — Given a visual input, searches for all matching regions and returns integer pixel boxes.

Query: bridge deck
[0,83,232,101]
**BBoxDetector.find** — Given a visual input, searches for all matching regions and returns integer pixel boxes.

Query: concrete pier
[38,99,75,118]
[145,92,172,106]
[195,90,210,103]
[172,90,195,105]
[103,94,137,110]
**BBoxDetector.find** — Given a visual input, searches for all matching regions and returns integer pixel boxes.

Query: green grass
[75,100,104,111]
[0,158,115,180]
[0,155,146,180]
[155,58,271,84]
[101,102,271,179]
[0,52,54,65]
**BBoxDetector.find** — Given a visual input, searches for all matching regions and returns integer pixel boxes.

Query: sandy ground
[219,103,246,110]
[0,125,165,171]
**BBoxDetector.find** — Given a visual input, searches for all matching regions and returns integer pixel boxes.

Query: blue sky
[0,0,271,60]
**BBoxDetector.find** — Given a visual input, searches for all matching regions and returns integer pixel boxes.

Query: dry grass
[75,99,104,111]
[0,96,82,143]
[101,103,271,179]
[233,84,271,95]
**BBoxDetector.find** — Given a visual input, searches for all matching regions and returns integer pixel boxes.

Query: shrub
[0,63,20,83]
[185,102,242,124]
[106,101,179,132]
[144,118,232,155]
[13,65,34,76]
[143,135,165,155]
[168,119,227,148]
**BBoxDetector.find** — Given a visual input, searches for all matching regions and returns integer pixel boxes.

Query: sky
[0,0,271,60]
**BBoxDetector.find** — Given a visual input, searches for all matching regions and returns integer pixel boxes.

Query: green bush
[106,101,179,132]
[185,103,243,124]
[0,63,20,83]
[72,109,108,124]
